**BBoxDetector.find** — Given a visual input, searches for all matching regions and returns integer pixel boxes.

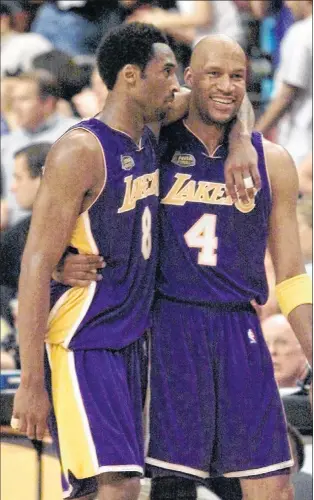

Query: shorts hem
[223,460,294,478]
[62,466,143,499]
[145,457,209,479]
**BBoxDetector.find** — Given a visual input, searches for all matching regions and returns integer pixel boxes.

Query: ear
[184,67,193,89]
[122,64,139,86]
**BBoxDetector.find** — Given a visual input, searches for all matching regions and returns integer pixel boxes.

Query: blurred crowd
[0,1,312,498]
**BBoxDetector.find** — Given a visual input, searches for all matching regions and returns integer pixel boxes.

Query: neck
[97,91,145,145]
[184,112,226,156]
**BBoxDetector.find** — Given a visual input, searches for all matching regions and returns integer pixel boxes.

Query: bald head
[184,34,247,127]
[190,35,246,72]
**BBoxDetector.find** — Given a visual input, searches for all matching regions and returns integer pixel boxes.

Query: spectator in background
[31,0,118,57]
[1,70,77,225]
[262,314,309,388]
[0,166,9,231]
[72,67,108,118]
[0,143,50,369]
[128,1,244,47]
[255,0,312,170]
[1,77,20,134]
[249,0,294,68]
[1,143,50,295]
[0,3,52,77]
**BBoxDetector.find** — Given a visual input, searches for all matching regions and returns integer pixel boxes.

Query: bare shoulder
[262,138,299,193]
[44,127,104,188]
[47,128,103,168]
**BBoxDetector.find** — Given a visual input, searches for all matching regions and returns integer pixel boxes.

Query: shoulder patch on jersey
[171,151,196,168]
[121,155,135,171]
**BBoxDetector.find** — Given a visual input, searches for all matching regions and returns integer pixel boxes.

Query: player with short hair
[11,22,179,500]
[146,35,312,500]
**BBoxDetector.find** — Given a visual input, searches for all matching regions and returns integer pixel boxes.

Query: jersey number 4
[184,214,218,266]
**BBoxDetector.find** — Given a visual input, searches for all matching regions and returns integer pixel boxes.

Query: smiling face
[136,42,180,123]
[185,36,247,126]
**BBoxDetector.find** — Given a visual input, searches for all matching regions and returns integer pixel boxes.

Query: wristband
[275,274,312,317]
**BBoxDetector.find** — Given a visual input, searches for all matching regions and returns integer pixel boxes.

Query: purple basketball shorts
[146,298,293,480]
[45,335,147,498]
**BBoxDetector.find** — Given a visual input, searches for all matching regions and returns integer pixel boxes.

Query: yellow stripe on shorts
[49,344,99,479]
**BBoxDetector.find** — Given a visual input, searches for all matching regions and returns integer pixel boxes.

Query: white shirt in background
[176,0,244,46]
[274,15,312,167]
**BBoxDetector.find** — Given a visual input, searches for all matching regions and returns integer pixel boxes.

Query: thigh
[211,310,293,477]
[146,299,215,479]
[45,341,145,499]
[240,473,294,500]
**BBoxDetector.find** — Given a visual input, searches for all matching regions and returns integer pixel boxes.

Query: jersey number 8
[141,206,152,260]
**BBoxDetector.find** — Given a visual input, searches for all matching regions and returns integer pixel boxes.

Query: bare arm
[127,2,212,31]
[225,93,261,202]
[12,129,104,440]
[248,0,270,19]
[255,83,297,134]
[266,140,312,364]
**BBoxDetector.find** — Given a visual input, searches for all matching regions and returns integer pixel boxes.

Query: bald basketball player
[146,35,312,500]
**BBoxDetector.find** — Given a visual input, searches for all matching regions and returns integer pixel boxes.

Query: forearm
[18,255,52,384]
[229,93,255,144]
[288,304,312,365]
[164,26,195,45]
[255,87,296,133]
[153,12,209,31]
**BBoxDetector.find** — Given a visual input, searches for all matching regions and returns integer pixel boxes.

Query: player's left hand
[225,136,261,204]
[53,253,105,287]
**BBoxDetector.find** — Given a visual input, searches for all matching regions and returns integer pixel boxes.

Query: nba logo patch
[121,155,135,171]
[171,151,196,168]
[248,329,257,344]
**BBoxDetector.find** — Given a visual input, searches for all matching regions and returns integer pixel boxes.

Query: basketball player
[11,23,180,500]
[60,34,313,500]
[146,36,312,500]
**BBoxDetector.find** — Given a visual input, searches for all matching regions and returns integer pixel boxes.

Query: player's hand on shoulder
[225,135,261,204]
[53,253,105,287]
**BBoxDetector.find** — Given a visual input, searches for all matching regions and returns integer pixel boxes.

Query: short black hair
[97,22,169,90]
[14,143,52,178]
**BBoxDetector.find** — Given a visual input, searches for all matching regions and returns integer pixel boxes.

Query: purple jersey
[48,118,159,350]
[157,120,271,306]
